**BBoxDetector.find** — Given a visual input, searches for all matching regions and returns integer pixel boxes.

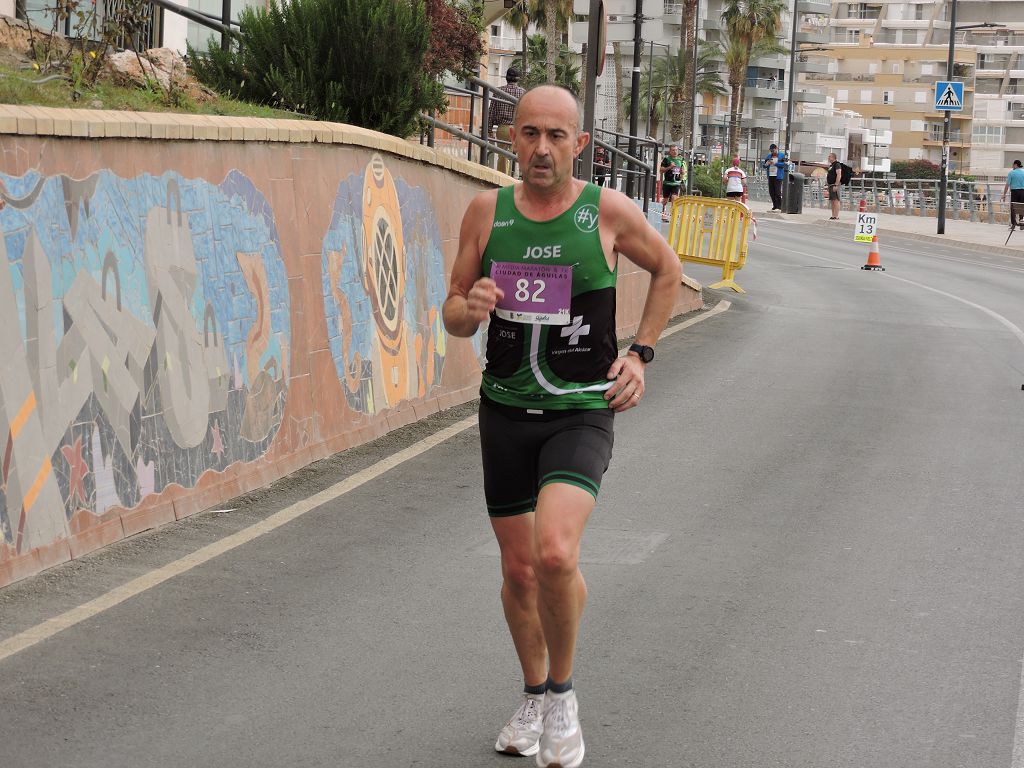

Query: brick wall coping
[0,104,509,186]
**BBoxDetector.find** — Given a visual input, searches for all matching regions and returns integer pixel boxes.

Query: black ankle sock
[524,682,547,696]
[546,677,573,694]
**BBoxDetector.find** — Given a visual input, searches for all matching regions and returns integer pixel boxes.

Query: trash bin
[785,172,805,214]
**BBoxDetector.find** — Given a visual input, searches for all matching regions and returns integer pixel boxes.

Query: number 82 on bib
[491,262,573,325]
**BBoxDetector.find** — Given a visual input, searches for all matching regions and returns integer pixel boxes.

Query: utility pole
[782,0,799,213]
[581,0,603,181]
[626,0,644,198]
[937,0,958,236]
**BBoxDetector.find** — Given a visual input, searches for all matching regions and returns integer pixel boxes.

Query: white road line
[1013,657,1024,768]
[760,237,1024,767]
[0,299,731,664]
[756,241,1024,349]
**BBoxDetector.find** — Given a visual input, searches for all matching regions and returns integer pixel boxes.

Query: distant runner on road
[442,84,681,768]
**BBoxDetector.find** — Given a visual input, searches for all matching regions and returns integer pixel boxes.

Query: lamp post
[938,11,997,235]
[781,0,800,213]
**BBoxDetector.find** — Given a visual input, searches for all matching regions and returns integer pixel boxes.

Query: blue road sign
[935,81,964,111]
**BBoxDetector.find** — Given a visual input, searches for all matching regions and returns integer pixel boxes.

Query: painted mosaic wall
[0,127,701,588]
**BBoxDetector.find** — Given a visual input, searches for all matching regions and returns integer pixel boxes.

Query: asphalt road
[3,217,1024,768]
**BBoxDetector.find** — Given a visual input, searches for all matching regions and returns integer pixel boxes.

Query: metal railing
[747,176,1014,225]
[418,75,662,212]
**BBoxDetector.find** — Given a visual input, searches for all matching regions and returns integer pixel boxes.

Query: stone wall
[0,105,702,587]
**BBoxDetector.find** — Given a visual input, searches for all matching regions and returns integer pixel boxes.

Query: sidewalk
[755,204,1024,256]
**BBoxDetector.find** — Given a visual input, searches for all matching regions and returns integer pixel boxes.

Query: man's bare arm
[599,190,682,411]
[442,191,504,338]
[606,190,682,347]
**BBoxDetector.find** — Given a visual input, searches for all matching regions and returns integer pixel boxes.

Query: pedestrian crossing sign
[935,81,964,112]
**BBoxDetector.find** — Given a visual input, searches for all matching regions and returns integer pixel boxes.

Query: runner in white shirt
[723,156,747,199]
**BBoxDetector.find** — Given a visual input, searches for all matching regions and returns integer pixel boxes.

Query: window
[891,63,902,75]
[910,120,925,132]
[921,64,934,76]
[860,90,873,103]
[847,29,861,43]
[972,125,1005,144]
[882,90,894,104]
[915,91,926,103]
[908,148,924,160]
[491,25,500,35]
[914,3,925,20]
[837,89,849,102]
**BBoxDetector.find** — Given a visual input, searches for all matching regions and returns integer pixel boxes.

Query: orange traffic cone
[862,235,884,271]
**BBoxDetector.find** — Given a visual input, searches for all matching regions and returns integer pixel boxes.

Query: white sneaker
[536,689,584,768]
[495,693,545,756]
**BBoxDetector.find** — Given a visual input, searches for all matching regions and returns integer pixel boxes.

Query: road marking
[756,240,1024,351]
[0,300,731,664]
[1013,657,1024,768]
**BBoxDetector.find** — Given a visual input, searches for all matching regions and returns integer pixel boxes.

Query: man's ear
[575,131,591,157]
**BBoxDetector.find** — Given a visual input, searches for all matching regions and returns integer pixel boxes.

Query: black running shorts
[478,396,615,517]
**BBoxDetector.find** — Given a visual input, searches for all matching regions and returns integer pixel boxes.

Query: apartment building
[800,44,974,171]
[803,0,1024,180]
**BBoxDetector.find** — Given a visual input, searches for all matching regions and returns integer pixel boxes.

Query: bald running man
[443,85,681,767]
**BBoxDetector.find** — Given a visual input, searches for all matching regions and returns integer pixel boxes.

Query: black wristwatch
[628,343,654,363]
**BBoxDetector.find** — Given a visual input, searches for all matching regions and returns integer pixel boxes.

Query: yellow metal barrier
[666,196,753,293]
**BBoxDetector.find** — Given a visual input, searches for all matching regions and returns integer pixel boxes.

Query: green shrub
[691,157,726,197]
[188,0,435,136]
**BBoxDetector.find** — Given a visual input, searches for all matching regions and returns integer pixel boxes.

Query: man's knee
[533,538,579,582]
[502,556,539,595]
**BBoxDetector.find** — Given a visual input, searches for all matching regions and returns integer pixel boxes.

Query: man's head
[506,67,521,84]
[769,144,778,155]
[828,152,837,163]
[511,85,589,192]
[1014,160,1022,169]
[669,145,679,157]
[732,155,740,167]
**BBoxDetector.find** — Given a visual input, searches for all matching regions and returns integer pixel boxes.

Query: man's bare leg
[491,512,548,686]
[532,483,594,684]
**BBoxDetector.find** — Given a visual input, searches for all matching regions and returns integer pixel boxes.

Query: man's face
[771,148,778,157]
[511,87,589,191]
[669,146,679,158]
[829,154,837,163]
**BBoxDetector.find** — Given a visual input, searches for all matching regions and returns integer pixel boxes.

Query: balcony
[924,129,966,144]
[663,2,682,23]
[794,90,827,103]
[796,29,829,45]
[799,59,831,75]
[746,77,785,99]
[752,53,787,68]
[799,0,831,15]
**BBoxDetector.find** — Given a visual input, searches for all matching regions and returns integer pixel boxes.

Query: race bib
[491,262,572,325]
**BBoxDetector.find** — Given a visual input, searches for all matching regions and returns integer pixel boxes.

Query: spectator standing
[488,67,525,176]
[762,144,784,211]
[824,152,843,220]
[723,156,747,199]
[1002,159,1024,229]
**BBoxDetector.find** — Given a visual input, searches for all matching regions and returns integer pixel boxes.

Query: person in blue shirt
[1002,159,1024,229]
[762,144,784,211]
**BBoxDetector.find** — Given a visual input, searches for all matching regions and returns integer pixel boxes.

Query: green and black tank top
[481,183,617,410]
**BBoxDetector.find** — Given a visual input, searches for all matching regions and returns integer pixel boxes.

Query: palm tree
[529,0,574,81]
[506,1,531,75]
[720,0,787,156]
[621,43,726,144]
[523,34,582,94]
[678,0,699,150]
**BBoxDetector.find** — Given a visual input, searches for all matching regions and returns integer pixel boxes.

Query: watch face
[632,344,654,363]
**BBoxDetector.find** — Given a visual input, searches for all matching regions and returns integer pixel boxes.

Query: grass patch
[0,62,308,120]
